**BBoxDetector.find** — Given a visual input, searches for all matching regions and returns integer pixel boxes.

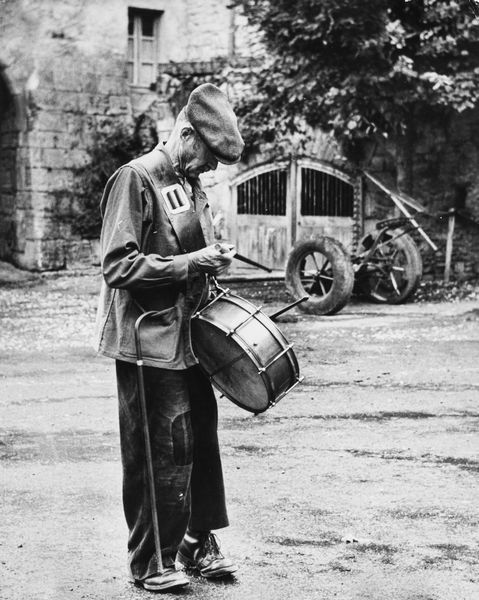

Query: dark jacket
[95,147,214,368]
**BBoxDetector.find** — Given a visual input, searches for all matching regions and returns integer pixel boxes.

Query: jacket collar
[157,145,208,213]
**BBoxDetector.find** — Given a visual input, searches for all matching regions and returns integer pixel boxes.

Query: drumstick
[269,297,309,321]
[214,243,273,273]
[234,253,273,272]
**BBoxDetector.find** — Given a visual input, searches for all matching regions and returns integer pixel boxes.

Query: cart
[285,171,440,315]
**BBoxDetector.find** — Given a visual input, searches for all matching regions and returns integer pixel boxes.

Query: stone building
[0,0,252,270]
[1,0,478,277]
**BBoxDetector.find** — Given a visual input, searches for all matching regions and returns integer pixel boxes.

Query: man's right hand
[188,243,236,276]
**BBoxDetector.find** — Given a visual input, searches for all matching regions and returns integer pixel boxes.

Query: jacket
[95,146,215,369]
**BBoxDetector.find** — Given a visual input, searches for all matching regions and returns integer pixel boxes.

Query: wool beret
[186,83,244,165]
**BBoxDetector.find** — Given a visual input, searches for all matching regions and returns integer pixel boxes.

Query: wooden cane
[134,312,164,574]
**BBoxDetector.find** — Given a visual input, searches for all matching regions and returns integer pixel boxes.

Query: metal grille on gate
[237,168,288,215]
[300,168,354,217]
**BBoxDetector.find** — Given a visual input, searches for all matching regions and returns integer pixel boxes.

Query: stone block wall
[362,108,479,280]
[0,0,256,270]
[0,0,135,269]
[0,74,18,262]
[184,0,231,60]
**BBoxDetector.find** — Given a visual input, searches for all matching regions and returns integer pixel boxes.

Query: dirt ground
[0,269,478,600]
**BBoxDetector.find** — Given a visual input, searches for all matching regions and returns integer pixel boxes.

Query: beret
[186,83,245,164]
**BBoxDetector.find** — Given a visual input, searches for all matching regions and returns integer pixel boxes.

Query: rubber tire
[285,236,354,315]
[356,230,422,304]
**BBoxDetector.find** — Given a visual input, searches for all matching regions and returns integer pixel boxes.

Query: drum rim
[212,376,271,414]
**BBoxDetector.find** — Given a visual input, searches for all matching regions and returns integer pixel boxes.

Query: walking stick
[134,311,164,574]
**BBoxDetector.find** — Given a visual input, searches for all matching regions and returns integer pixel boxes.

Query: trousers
[115,360,229,581]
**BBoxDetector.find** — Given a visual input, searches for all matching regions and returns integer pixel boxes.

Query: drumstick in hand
[215,243,273,272]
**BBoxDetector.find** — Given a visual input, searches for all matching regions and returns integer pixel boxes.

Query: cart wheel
[356,229,422,304]
[285,236,354,315]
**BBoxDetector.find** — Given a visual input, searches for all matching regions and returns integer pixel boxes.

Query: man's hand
[188,243,236,276]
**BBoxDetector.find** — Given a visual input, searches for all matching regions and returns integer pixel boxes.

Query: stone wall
[0,0,255,270]
[0,71,18,262]
[0,0,133,269]
[362,109,479,281]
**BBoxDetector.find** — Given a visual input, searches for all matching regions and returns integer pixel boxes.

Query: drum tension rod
[267,376,304,408]
[226,306,263,336]
[257,343,294,374]
[192,287,230,319]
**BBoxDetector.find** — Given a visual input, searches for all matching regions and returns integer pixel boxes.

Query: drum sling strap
[133,149,207,253]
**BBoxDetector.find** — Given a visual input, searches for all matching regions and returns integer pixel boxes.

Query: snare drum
[191,288,302,414]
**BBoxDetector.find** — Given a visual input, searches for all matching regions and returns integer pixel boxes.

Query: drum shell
[191,293,300,413]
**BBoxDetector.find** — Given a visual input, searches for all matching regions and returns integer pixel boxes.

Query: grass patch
[432,455,479,472]
[231,444,274,456]
[328,561,352,572]
[345,449,414,461]
[353,542,399,555]
[0,428,119,463]
[415,279,479,303]
[267,535,341,548]
[345,449,479,473]
[428,543,470,559]
[421,544,479,567]
[328,411,436,421]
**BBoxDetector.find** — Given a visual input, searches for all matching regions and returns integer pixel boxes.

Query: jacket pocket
[120,303,181,363]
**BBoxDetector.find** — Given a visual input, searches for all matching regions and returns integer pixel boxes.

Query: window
[237,169,287,215]
[300,168,354,217]
[127,8,162,87]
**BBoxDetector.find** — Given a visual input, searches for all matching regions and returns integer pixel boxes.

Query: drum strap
[133,148,207,253]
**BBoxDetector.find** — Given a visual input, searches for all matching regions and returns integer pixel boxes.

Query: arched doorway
[0,69,18,262]
[230,157,363,270]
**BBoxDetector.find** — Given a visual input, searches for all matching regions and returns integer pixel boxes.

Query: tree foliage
[231,0,479,157]
[72,116,157,239]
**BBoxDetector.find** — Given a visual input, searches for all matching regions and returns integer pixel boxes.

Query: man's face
[179,128,218,178]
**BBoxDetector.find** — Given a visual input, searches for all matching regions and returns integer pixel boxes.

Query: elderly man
[96,83,244,592]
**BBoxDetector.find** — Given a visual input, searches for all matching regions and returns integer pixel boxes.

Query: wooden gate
[294,158,358,251]
[231,161,291,270]
[230,158,362,270]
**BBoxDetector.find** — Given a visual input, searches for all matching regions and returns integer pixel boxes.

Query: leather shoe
[135,567,189,592]
[176,532,237,578]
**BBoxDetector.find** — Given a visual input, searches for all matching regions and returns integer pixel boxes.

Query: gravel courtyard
[1,270,478,600]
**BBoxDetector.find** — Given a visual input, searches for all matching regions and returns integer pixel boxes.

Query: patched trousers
[115,360,229,581]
